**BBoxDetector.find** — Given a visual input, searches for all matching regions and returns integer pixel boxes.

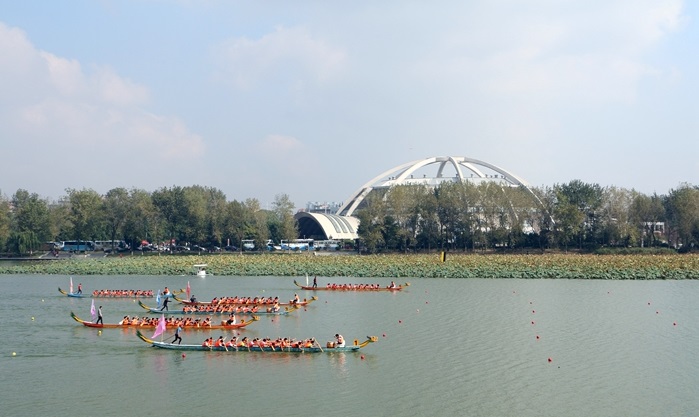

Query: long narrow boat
[138,300,299,316]
[71,312,258,330]
[173,295,318,307]
[293,280,409,292]
[137,331,378,353]
[58,287,181,298]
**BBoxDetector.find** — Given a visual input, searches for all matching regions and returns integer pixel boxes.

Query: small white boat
[193,264,208,277]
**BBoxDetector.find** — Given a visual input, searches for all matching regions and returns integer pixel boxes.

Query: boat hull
[293,280,408,292]
[137,331,377,352]
[139,301,298,315]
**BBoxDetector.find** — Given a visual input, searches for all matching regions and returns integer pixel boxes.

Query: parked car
[191,245,207,252]
[224,245,238,252]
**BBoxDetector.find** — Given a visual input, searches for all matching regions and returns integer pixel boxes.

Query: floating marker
[12,352,16,356]
[548,357,552,363]
[536,335,540,340]
[383,333,386,337]
[531,321,535,325]
[532,310,535,314]
[361,355,365,360]
[31,317,34,321]
[674,322,677,326]
[416,309,419,313]
[182,354,186,358]
[398,320,402,323]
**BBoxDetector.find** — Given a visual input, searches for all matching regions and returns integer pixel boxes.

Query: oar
[315,338,324,352]
[222,337,228,352]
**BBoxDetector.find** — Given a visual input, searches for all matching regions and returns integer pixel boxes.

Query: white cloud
[215,26,347,89]
[0,21,205,198]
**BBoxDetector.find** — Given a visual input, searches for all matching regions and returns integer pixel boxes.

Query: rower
[335,333,345,347]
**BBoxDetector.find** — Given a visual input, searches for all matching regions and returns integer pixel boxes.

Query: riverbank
[1,252,699,279]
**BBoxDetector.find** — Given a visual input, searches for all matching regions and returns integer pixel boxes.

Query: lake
[1,274,698,417]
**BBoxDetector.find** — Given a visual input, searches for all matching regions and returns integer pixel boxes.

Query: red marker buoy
[383,333,386,337]
[532,310,535,314]
[674,322,677,326]
[361,355,365,360]
[548,357,552,363]
[398,320,402,323]
[531,321,535,325]
[536,335,540,340]
[182,354,186,358]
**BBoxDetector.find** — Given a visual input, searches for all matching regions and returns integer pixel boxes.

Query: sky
[1,0,697,210]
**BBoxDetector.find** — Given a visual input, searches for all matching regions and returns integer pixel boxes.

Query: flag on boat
[152,314,166,339]
[186,281,191,299]
[156,290,161,307]
[70,277,74,294]
[90,299,96,320]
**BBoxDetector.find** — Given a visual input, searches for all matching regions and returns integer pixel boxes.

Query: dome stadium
[296,156,539,241]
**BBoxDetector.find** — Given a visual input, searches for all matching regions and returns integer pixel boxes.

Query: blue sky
[1,0,696,209]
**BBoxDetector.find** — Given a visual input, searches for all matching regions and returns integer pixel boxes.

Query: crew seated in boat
[214,336,225,347]
[202,337,213,347]
[290,293,300,305]
[225,337,237,348]
[389,281,397,289]
[225,314,237,325]
[267,303,281,313]
[335,334,345,347]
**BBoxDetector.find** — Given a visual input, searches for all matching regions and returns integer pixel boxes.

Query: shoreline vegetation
[2,253,699,279]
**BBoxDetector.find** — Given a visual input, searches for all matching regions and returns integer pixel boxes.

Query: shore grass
[2,252,699,279]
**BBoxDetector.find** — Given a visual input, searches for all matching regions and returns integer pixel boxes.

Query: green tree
[271,193,297,243]
[11,189,52,250]
[664,184,699,249]
[65,188,105,242]
[0,192,12,252]
[103,188,130,249]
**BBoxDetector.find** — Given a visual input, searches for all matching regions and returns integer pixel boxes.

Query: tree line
[1,180,698,255]
[0,186,297,255]
[355,180,699,253]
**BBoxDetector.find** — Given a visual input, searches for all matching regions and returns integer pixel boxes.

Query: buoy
[416,309,419,313]
[31,317,34,321]
[536,335,540,340]
[98,330,102,335]
[182,354,186,358]
[531,321,535,325]
[383,333,386,337]
[42,299,44,302]
[674,322,677,326]
[656,311,659,314]
[548,357,552,363]
[532,310,535,313]
[425,301,429,304]
[12,352,16,356]
[398,320,402,323]
[361,355,365,360]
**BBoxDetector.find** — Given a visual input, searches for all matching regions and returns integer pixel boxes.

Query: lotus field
[2,253,699,279]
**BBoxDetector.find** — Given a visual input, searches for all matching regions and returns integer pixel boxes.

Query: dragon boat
[138,300,300,316]
[59,287,181,298]
[293,280,409,292]
[173,295,317,307]
[137,331,378,353]
[71,312,258,330]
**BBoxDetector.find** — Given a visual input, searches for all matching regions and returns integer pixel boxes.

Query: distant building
[296,155,539,241]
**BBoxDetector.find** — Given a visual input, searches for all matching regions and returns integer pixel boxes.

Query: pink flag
[90,299,96,320]
[186,281,191,299]
[152,314,166,339]
[70,277,74,294]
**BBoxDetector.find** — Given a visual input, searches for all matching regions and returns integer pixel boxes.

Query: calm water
[1,274,698,417]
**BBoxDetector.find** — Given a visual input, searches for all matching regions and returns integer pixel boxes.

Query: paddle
[315,338,323,352]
